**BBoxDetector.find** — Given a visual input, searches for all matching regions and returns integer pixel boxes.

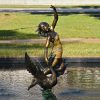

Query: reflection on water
[0,67,100,100]
[0,70,42,100]
[67,67,100,89]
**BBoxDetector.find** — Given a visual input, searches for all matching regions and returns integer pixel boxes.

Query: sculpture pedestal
[42,89,57,100]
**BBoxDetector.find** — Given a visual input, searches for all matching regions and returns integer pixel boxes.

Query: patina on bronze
[37,5,66,76]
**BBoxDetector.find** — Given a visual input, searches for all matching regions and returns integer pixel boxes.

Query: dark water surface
[0,67,100,100]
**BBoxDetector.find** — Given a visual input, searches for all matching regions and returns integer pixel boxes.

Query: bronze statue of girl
[36,5,66,76]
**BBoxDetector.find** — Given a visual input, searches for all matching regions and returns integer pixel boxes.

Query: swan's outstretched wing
[25,52,37,75]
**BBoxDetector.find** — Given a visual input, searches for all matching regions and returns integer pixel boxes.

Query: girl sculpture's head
[37,22,50,37]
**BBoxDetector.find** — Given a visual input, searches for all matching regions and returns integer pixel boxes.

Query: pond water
[0,67,100,100]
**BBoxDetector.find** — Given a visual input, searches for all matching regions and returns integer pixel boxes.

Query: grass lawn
[0,43,44,57]
[0,42,100,57]
[0,12,100,39]
[0,5,100,8]
[0,5,50,8]
[63,42,100,57]
[0,12,100,57]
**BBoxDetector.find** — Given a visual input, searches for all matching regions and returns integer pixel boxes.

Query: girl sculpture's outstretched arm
[50,5,58,31]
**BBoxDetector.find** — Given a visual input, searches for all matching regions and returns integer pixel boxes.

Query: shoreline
[0,57,100,69]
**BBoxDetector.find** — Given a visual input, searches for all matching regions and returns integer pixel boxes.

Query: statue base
[42,89,57,100]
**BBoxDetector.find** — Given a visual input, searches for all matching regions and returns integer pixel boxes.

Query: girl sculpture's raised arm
[50,5,58,31]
